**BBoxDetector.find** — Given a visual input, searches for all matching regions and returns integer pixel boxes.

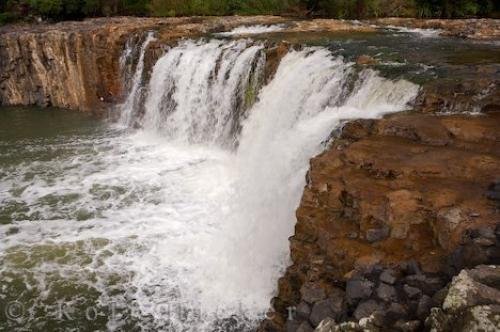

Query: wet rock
[341,120,374,140]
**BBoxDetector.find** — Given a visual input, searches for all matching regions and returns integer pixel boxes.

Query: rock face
[0,16,287,111]
[0,18,159,111]
[426,265,500,332]
[260,112,500,331]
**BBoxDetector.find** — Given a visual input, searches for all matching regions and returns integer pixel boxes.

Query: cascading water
[142,39,265,147]
[118,32,156,127]
[0,37,419,331]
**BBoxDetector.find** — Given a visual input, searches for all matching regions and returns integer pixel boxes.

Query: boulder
[353,299,384,321]
[310,294,346,327]
[301,282,327,304]
[346,278,374,306]
[376,283,398,302]
[443,268,500,313]
[403,285,422,300]
[296,301,312,320]
[297,321,314,332]
[379,269,398,285]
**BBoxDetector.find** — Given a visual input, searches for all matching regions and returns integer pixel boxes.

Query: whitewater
[0,36,419,331]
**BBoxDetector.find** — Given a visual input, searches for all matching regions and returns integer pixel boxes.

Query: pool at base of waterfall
[2,39,421,331]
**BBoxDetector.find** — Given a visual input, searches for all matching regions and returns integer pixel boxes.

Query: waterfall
[142,39,265,147]
[117,40,419,328]
[118,32,156,127]
[0,38,420,332]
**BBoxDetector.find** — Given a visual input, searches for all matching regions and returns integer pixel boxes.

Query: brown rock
[357,55,378,65]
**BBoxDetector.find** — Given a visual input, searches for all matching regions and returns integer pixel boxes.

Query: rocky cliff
[260,111,500,331]
[0,16,290,111]
[0,18,148,111]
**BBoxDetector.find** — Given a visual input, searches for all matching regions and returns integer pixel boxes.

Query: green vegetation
[1,0,499,25]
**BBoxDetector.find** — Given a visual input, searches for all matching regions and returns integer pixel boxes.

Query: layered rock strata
[260,111,500,331]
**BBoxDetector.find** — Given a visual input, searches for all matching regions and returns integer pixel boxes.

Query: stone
[314,317,336,332]
[436,207,468,250]
[473,237,495,247]
[468,265,500,288]
[297,321,314,332]
[376,283,398,302]
[416,295,433,319]
[286,319,301,332]
[443,268,500,313]
[387,302,408,322]
[353,299,384,321]
[477,226,496,240]
[346,278,374,306]
[487,182,500,203]
[301,282,327,304]
[431,287,449,307]
[296,301,311,320]
[379,269,398,285]
[405,274,444,295]
[310,300,335,327]
[309,294,346,327]
[403,285,422,300]
[393,320,421,332]
[356,55,378,65]
[365,227,390,243]
[459,304,500,332]
[400,260,421,276]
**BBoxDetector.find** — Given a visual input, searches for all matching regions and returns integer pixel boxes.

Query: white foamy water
[217,24,286,36]
[119,32,156,127]
[0,40,419,331]
[386,25,442,38]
